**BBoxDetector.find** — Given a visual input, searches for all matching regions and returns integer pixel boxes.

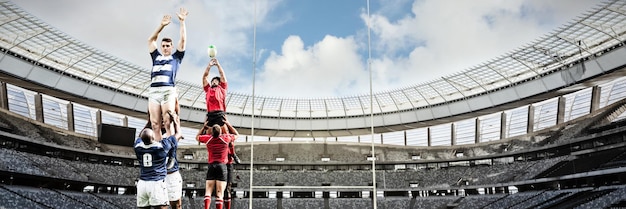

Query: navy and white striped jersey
[150,50,185,87]
[134,135,178,181]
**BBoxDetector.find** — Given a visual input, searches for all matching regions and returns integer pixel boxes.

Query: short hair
[211,124,221,138]
[139,128,154,144]
[211,76,221,83]
[161,38,173,43]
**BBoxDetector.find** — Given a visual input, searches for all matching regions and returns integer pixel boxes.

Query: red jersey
[204,82,227,112]
[198,134,235,164]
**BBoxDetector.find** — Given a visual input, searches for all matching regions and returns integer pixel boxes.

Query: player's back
[134,138,170,181]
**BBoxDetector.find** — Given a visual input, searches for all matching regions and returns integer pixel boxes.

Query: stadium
[1,0,626,209]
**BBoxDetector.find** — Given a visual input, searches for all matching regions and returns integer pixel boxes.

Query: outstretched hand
[177,8,188,21]
[209,58,220,67]
[161,15,172,26]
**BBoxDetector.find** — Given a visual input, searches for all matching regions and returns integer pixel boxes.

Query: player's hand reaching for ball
[209,58,220,67]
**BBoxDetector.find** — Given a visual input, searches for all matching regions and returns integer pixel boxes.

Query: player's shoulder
[198,134,210,143]
[150,49,160,56]
[223,134,235,142]
[174,50,185,58]
[164,135,178,145]
[134,138,143,146]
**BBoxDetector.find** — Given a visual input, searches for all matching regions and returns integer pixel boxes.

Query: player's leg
[165,97,182,139]
[205,164,217,209]
[136,180,151,209]
[160,87,178,138]
[161,106,175,138]
[215,180,227,209]
[169,199,181,209]
[205,180,216,209]
[148,180,169,209]
[148,101,163,141]
[215,164,228,209]
[144,109,167,135]
[147,87,165,141]
[166,171,183,209]
[219,112,229,134]
[224,163,233,209]
[175,97,181,118]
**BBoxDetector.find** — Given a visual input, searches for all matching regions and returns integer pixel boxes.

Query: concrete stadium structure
[2,0,626,209]
[2,0,626,140]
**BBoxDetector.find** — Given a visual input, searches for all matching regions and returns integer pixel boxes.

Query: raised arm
[224,120,239,139]
[202,61,212,88]
[148,15,171,52]
[196,121,209,142]
[168,110,183,141]
[215,58,227,84]
[176,8,188,52]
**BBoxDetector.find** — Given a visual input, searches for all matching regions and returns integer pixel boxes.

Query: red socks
[204,196,227,209]
[204,196,211,209]
[215,199,224,209]
[224,199,231,209]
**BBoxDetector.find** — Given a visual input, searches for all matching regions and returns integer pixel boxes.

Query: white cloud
[10,0,598,98]
[256,35,367,98]
[362,0,597,90]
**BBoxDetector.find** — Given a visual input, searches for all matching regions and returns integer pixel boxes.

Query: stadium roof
[1,0,626,136]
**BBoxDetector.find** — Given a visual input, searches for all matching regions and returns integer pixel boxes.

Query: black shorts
[206,111,226,127]
[206,163,228,181]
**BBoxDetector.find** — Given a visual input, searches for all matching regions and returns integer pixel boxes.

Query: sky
[11,0,599,98]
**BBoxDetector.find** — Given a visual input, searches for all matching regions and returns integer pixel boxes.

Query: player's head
[211,76,221,87]
[161,38,173,56]
[139,128,155,144]
[210,124,221,138]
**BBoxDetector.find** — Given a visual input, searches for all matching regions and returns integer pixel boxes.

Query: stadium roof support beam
[607,6,626,16]
[60,51,94,74]
[37,41,70,62]
[427,83,446,102]
[580,21,623,43]
[441,77,466,97]
[462,72,488,91]
[116,71,143,89]
[485,64,512,85]
[91,60,120,81]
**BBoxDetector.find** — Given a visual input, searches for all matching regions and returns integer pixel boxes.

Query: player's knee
[151,122,160,130]
[166,110,178,121]
[162,113,171,124]
[150,117,161,126]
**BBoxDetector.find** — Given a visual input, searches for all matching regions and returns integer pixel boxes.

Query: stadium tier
[2,0,626,209]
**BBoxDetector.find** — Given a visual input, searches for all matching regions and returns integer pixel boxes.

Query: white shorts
[136,179,169,207]
[148,86,178,105]
[166,171,183,201]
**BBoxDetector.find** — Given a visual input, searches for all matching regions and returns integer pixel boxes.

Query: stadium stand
[2,0,626,208]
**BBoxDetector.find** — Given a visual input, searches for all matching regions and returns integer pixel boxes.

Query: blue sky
[12,0,598,98]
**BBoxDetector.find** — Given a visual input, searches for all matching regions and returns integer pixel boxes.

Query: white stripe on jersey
[135,141,164,149]
[152,64,173,72]
[210,137,228,144]
[155,55,174,61]
[152,75,170,83]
